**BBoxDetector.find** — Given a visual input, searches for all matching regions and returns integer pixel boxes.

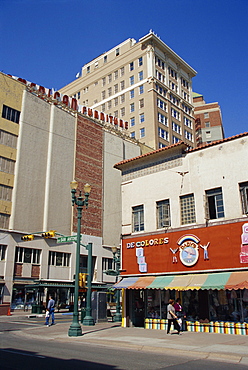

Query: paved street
[0,312,248,369]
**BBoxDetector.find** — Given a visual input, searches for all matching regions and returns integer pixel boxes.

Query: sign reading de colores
[126,234,210,272]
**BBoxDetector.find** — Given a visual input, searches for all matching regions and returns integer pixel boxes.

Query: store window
[205,187,225,220]
[239,181,248,215]
[180,193,196,224]
[132,205,144,232]
[157,199,170,228]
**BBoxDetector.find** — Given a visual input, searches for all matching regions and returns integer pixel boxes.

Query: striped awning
[114,271,248,291]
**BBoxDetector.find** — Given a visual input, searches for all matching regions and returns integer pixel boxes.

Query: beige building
[60,31,197,150]
[193,92,224,146]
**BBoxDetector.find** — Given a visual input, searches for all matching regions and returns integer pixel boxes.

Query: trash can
[81,308,86,322]
[36,304,43,314]
[31,303,37,313]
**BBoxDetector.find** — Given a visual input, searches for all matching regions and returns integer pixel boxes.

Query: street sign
[57,235,81,243]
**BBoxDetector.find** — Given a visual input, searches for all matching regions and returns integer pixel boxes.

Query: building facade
[60,31,197,150]
[114,133,248,334]
[193,92,224,146]
[0,72,144,312]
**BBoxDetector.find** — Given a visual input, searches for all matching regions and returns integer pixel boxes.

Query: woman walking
[167,299,181,335]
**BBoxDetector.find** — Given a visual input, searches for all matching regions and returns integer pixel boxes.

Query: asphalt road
[0,319,248,370]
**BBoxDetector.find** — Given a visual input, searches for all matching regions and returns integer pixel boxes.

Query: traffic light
[21,234,34,241]
[79,273,87,287]
[42,230,56,238]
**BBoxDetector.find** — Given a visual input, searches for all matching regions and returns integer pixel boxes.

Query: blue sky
[1,0,247,138]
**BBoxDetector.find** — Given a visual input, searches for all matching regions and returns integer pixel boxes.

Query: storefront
[116,220,248,335]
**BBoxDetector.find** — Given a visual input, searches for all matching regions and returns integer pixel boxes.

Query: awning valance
[114,271,248,291]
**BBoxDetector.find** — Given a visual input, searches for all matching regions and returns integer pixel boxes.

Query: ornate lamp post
[111,246,122,322]
[68,180,91,337]
[82,241,95,326]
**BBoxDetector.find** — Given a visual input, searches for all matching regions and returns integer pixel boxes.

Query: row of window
[0,130,18,148]
[130,127,145,139]
[132,183,248,232]
[156,81,190,103]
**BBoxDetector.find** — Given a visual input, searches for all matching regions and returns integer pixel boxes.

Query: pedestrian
[167,299,181,335]
[174,298,186,331]
[45,295,55,327]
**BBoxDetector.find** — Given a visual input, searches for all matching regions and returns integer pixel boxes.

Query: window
[140,127,145,138]
[185,130,193,141]
[173,136,180,144]
[240,181,248,214]
[130,89,134,99]
[0,184,12,201]
[104,55,107,63]
[139,113,145,123]
[120,80,125,90]
[102,90,106,99]
[120,107,125,117]
[138,71,143,81]
[130,76,134,85]
[158,127,169,141]
[116,48,119,56]
[205,122,210,127]
[157,98,167,111]
[102,257,114,271]
[120,94,125,103]
[180,194,196,225]
[204,112,209,119]
[139,57,143,66]
[139,99,144,109]
[49,251,70,267]
[0,245,7,261]
[15,247,41,264]
[159,142,166,148]
[114,110,118,117]
[108,100,112,109]
[171,108,180,120]
[170,94,179,106]
[157,200,170,228]
[0,130,18,148]
[114,97,118,107]
[139,85,144,94]
[114,84,118,94]
[169,67,177,80]
[170,81,178,93]
[130,131,135,138]
[0,157,15,174]
[77,91,81,99]
[172,122,181,134]
[205,187,225,220]
[184,117,192,128]
[102,103,105,112]
[120,66,124,76]
[181,78,189,88]
[2,105,20,124]
[158,113,168,126]
[130,117,135,126]
[130,62,134,71]
[108,87,112,97]
[132,205,144,232]
[182,104,191,114]
[114,70,118,80]
[206,131,211,138]
[86,66,90,73]
[108,74,112,83]
[156,84,167,97]
[0,214,9,229]
[102,77,106,86]
[130,103,135,112]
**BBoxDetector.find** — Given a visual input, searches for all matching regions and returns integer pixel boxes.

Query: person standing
[45,295,55,327]
[167,299,181,334]
[174,298,186,331]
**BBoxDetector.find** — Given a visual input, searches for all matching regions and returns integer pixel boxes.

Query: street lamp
[68,180,91,337]
[111,246,122,322]
[82,241,95,326]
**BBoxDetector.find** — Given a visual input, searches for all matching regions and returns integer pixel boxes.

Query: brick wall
[74,114,103,237]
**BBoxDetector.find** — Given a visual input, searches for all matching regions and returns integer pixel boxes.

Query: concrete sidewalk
[2,312,248,365]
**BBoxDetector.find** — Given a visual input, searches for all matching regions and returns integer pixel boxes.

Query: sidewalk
[3,311,248,365]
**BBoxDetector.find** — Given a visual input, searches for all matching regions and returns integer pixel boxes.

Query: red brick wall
[73,115,103,237]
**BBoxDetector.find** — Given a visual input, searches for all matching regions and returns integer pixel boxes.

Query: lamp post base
[68,322,83,336]
[82,315,95,326]
[113,313,122,322]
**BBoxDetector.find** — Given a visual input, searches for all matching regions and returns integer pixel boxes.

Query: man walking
[167,299,181,335]
[45,295,55,327]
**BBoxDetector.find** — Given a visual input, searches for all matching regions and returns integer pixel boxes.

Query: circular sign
[179,241,199,267]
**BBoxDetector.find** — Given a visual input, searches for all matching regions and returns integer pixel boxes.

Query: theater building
[114,133,248,334]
